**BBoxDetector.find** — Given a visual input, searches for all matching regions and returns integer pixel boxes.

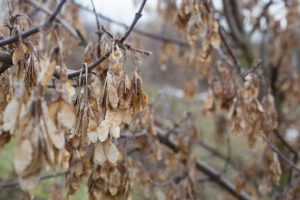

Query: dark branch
[0,172,64,189]
[0,50,12,64]
[119,0,147,43]
[90,0,102,57]
[249,0,274,36]
[262,134,300,175]
[62,0,148,79]
[273,129,298,163]
[219,27,241,70]
[25,0,80,40]
[0,0,66,47]
[155,129,254,200]
[74,2,189,46]
[195,160,253,200]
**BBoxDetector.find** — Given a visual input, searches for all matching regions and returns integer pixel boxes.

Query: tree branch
[0,50,12,64]
[90,0,102,57]
[156,132,254,200]
[73,2,189,46]
[25,0,81,40]
[195,160,253,200]
[0,0,66,47]
[261,134,300,175]
[0,172,64,189]
[249,0,273,36]
[62,0,147,79]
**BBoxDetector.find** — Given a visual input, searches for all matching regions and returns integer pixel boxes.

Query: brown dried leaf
[94,142,106,165]
[105,142,119,164]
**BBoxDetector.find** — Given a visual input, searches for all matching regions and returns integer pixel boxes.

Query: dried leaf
[87,130,98,143]
[98,120,109,142]
[105,142,119,164]
[14,139,33,174]
[58,101,76,130]
[110,125,120,138]
[38,61,56,87]
[94,142,106,165]
[3,98,19,133]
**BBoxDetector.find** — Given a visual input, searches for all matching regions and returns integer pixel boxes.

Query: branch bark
[156,132,255,200]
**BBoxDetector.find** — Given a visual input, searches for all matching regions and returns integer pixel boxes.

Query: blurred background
[1,0,300,199]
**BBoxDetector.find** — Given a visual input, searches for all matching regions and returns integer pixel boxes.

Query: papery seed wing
[94,142,106,165]
[104,142,119,164]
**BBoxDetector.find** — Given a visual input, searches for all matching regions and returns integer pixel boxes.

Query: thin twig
[74,2,189,46]
[25,0,81,40]
[261,133,300,175]
[0,172,64,189]
[119,0,147,43]
[249,0,274,36]
[273,129,298,162]
[123,43,152,56]
[240,59,262,79]
[157,132,254,200]
[219,27,241,70]
[62,0,148,79]
[90,0,102,57]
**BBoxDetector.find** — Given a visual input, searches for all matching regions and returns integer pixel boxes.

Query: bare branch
[74,2,189,47]
[0,50,12,64]
[119,0,147,43]
[249,0,274,36]
[157,132,255,200]
[63,0,148,79]
[261,134,300,175]
[25,0,81,40]
[195,160,254,200]
[240,59,262,79]
[0,172,64,189]
[273,129,298,163]
[219,27,241,70]
[90,0,102,56]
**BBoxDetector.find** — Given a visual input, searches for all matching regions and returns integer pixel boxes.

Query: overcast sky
[76,0,287,31]
[76,0,158,27]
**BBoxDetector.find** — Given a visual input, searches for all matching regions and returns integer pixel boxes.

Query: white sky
[76,0,287,31]
[76,0,158,28]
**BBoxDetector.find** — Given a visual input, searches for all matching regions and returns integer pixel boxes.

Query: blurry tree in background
[0,0,300,199]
